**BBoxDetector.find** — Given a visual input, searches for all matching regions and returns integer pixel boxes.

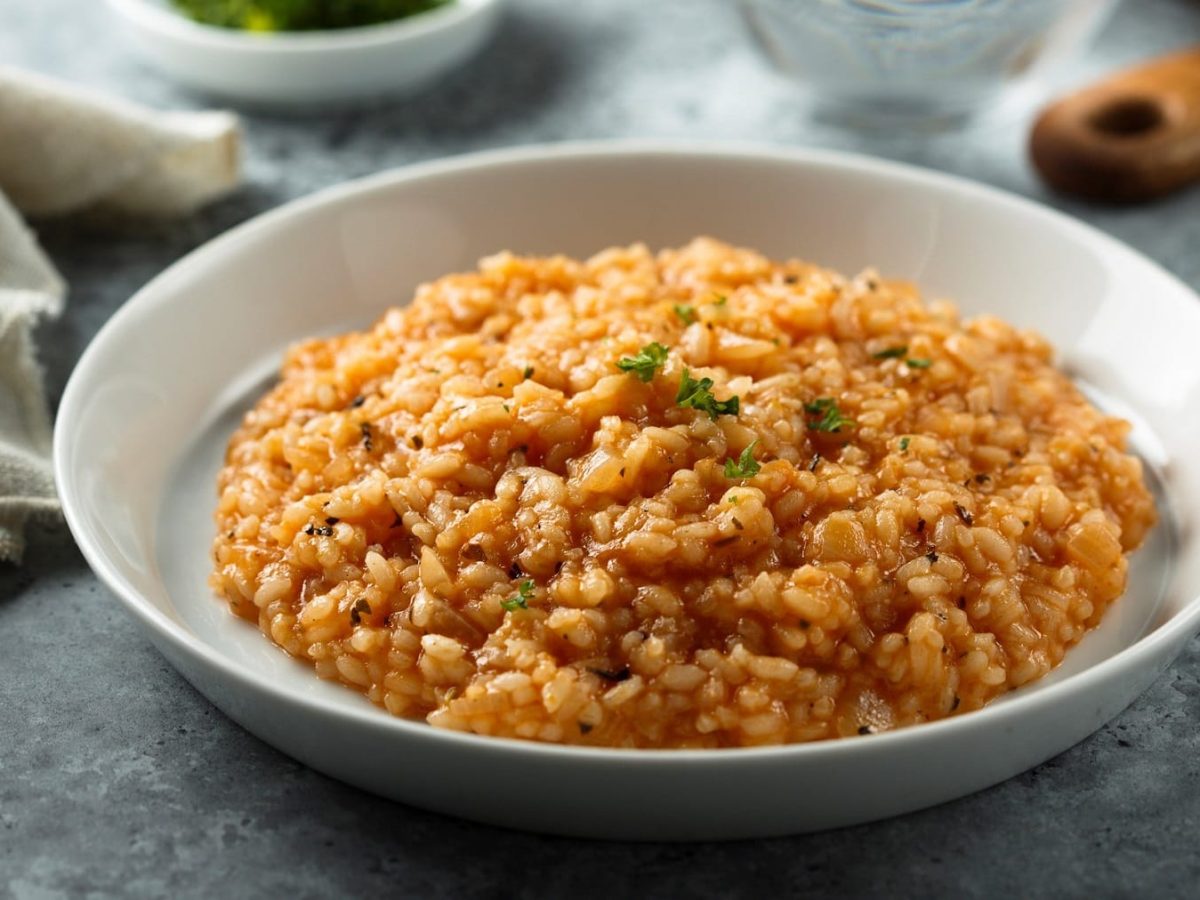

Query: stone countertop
[3,0,1199,896]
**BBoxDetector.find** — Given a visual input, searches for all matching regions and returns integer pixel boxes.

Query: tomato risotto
[211,238,1155,747]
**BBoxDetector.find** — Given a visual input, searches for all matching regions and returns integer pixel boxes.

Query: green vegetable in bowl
[170,0,450,32]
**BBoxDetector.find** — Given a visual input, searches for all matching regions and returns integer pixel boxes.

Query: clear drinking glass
[740,0,1120,127]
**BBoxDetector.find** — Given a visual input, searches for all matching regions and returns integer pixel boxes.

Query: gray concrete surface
[2,0,1199,896]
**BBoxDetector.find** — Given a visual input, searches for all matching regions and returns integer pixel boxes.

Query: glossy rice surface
[212,239,1155,747]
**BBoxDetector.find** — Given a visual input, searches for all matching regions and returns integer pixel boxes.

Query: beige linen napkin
[0,66,240,562]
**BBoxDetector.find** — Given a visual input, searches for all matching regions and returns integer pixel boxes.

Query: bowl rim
[105,0,499,53]
[54,139,1200,765]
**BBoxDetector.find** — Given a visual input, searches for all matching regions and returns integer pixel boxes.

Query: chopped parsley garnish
[616,342,670,382]
[873,345,908,360]
[713,294,728,307]
[523,366,534,380]
[676,369,740,420]
[905,357,933,369]
[501,579,535,611]
[673,304,696,325]
[899,437,911,451]
[724,440,761,479]
[804,397,855,433]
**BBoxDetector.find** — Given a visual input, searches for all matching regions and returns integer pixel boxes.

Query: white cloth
[0,66,240,562]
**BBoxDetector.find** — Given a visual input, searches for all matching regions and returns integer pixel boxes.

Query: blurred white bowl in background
[106,0,505,109]
[740,0,1120,127]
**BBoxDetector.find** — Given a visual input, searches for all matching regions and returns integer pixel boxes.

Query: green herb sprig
[805,397,855,434]
[501,579,535,611]
[724,440,761,479]
[673,304,696,325]
[616,342,670,382]
[676,369,740,420]
[874,344,932,369]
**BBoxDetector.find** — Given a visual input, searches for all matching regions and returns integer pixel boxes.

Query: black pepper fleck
[349,598,371,626]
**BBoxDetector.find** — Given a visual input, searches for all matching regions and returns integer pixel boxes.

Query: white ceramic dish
[106,0,504,108]
[55,143,1200,840]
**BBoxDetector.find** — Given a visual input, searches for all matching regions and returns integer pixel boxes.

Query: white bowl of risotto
[55,143,1200,839]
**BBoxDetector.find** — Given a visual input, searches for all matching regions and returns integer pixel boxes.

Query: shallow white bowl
[55,143,1200,840]
[106,0,504,108]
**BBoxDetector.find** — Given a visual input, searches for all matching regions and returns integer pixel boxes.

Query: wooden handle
[1030,46,1200,203]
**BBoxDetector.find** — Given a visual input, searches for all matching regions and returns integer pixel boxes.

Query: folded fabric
[0,66,240,217]
[0,194,63,562]
[0,66,241,563]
